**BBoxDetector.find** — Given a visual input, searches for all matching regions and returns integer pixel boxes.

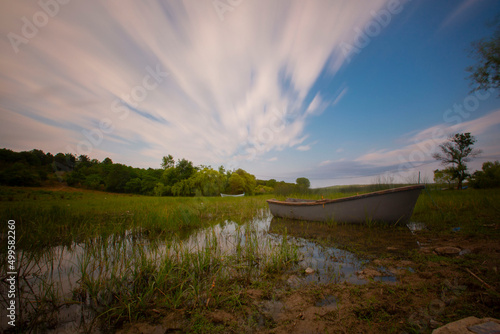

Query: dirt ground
[117,226,500,334]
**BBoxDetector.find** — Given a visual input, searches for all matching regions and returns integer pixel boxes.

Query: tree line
[0,148,306,196]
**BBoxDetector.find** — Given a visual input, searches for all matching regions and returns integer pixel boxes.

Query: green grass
[0,186,271,251]
[412,187,500,235]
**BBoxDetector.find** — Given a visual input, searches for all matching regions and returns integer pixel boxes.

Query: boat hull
[266,185,424,224]
[220,193,245,197]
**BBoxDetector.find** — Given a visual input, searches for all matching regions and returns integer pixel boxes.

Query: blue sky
[1,0,500,187]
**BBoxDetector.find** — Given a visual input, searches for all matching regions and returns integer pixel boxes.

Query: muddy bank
[118,223,500,334]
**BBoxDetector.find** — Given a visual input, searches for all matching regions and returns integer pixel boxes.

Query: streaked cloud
[356,109,500,166]
[0,0,389,167]
[319,160,332,167]
[300,109,500,186]
[296,145,311,152]
[438,0,477,31]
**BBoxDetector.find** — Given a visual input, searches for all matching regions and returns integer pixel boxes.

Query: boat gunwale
[266,185,425,207]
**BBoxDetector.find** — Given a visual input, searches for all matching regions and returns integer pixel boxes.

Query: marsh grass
[412,188,500,235]
[273,184,408,202]
[0,186,271,251]
[54,222,297,330]
[0,187,296,331]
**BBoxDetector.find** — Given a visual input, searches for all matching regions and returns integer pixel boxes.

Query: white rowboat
[266,185,424,224]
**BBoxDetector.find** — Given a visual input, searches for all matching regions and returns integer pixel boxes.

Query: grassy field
[0,186,272,251]
[0,185,499,333]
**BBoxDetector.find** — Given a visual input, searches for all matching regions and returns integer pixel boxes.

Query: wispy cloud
[296,145,311,151]
[298,109,500,186]
[438,0,477,31]
[356,109,500,166]
[0,0,388,166]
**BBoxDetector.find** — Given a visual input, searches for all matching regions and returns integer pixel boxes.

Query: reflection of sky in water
[293,238,368,285]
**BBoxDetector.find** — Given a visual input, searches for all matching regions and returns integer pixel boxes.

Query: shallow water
[269,218,419,285]
[0,212,420,332]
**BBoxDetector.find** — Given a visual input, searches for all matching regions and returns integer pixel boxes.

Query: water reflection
[269,217,420,285]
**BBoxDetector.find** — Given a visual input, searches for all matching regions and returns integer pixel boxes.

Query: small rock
[435,246,461,256]
[305,267,315,274]
[459,249,471,256]
[432,316,500,334]
[357,268,382,279]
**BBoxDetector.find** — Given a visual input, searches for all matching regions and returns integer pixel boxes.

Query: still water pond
[0,211,419,333]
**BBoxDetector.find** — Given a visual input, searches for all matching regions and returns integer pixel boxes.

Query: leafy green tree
[467,19,500,93]
[433,168,455,188]
[84,174,103,190]
[228,173,245,194]
[171,179,194,196]
[105,164,132,192]
[432,133,482,189]
[76,155,91,168]
[0,148,19,163]
[154,182,170,196]
[30,149,47,165]
[124,177,142,193]
[234,169,256,195]
[296,177,310,190]
[176,159,197,180]
[190,167,221,196]
[218,165,231,192]
[20,151,40,166]
[102,157,113,165]
[66,170,84,186]
[470,160,500,188]
[0,162,41,186]
[265,179,277,188]
[254,185,274,194]
[53,153,75,171]
[161,158,196,188]
[161,154,175,169]
[140,174,159,195]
